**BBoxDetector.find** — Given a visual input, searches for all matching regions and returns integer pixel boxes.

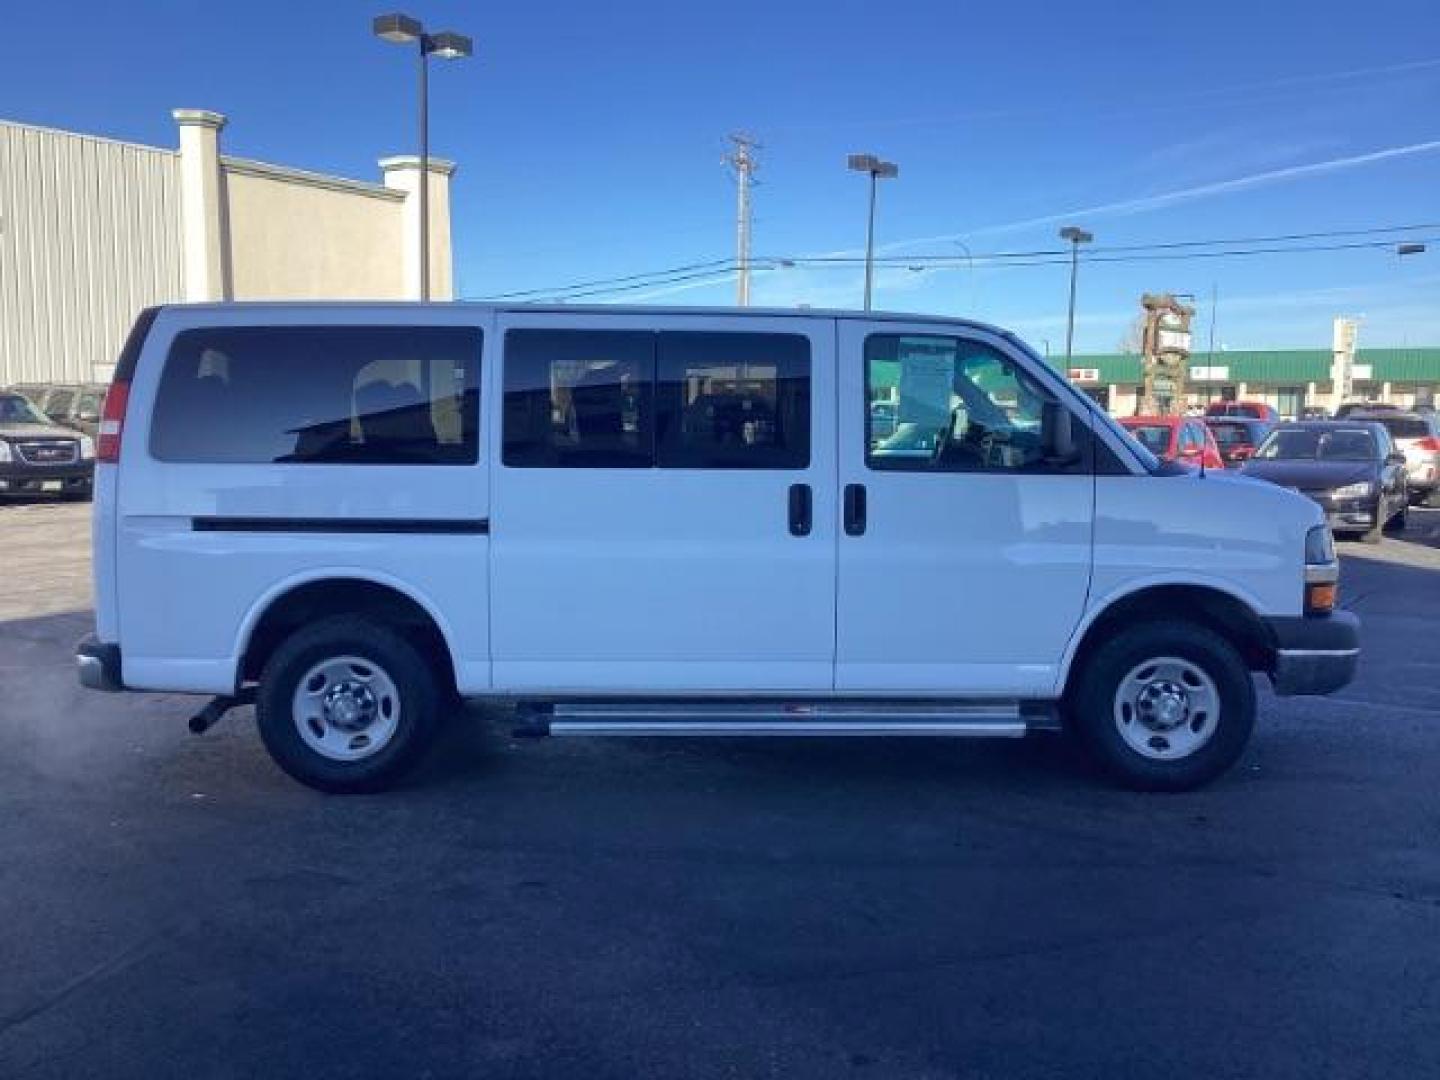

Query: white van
[77,304,1358,793]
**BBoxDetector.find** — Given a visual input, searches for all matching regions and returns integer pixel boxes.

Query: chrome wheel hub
[1114,657,1221,761]
[292,656,401,762]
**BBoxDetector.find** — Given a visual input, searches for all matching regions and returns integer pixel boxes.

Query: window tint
[150,326,480,465]
[865,334,1068,472]
[1126,424,1173,454]
[0,394,49,424]
[502,330,653,467]
[1207,422,1249,446]
[46,389,74,416]
[76,391,104,419]
[1258,428,1376,461]
[1378,417,1430,438]
[656,332,809,469]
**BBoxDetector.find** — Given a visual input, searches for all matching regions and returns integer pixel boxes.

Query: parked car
[1333,401,1401,419]
[33,384,108,437]
[1120,415,1225,470]
[1204,400,1279,422]
[1204,417,1276,467]
[1240,421,1407,543]
[0,390,95,499]
[77,304,1358,795]
[1347,410,1440,507]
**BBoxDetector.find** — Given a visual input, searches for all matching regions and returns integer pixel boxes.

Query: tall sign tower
[1140,293,1196,414]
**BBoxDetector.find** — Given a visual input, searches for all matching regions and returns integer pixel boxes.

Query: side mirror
[1042,401,1078,463]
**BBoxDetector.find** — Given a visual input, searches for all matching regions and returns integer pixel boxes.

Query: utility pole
[725,134,759,307]
[1206,282,1218,367]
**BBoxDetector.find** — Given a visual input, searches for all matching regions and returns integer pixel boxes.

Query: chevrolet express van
[77,304,1359,793]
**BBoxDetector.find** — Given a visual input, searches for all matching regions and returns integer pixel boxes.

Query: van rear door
[489,310,837,693]
[115,306,491,694]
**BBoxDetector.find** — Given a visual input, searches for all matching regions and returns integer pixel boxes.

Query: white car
[78,304,1358,793]
[1349,410,1440,506]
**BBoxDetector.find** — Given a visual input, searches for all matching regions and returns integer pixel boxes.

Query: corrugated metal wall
[0,121,183,385]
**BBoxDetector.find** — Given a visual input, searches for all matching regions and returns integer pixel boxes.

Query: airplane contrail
[898,139,1440,246]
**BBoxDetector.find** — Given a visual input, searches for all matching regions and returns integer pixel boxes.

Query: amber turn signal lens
[1305,582,1337,614]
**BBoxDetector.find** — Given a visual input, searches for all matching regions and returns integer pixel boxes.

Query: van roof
[153,301,1010,336]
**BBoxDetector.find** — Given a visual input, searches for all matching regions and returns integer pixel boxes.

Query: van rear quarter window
[149,326,481,465]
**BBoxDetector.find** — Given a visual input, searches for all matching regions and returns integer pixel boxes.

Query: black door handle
[788,483,812,537]
[843,483,867,536]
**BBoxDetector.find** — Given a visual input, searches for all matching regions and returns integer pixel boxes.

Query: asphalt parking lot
[2,498,1438,1079]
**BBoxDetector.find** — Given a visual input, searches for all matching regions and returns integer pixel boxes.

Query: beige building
[0,110,456,385]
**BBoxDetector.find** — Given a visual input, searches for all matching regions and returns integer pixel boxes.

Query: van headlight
[0,440,11,463]
[79,435,95,459]
[1331,481,1372,500]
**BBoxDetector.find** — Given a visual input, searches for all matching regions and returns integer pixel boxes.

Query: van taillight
[1414,436,1440,453]
[97,381,130,463]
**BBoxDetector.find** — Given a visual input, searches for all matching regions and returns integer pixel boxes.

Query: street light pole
[374,13,473,302]
[848,153,898,311]
[1059,225,1093,364]
[417,39,429,301]
[863,171,877,310]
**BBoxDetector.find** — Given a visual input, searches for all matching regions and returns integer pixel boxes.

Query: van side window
[503,330,654,468]
[655,332,810,469]
[865,334,1070,473]
[150,326,481,465]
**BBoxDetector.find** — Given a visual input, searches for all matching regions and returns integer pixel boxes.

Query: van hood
[1239,458,1377,491]
[0,421,78,440]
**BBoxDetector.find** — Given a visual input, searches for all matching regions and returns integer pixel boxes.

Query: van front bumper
[76,634,124,691]
[1265,611,1360,696]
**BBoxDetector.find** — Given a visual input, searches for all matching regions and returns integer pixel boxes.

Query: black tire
[1359,504,1382,544]
[1383,502,1408,534]
[1067,620,1256,792]
[255,615,442,793]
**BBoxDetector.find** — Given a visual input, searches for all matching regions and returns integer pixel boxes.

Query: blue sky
[3,0,1439,352]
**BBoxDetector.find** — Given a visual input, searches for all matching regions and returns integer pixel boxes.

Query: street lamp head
[373,12,423,43]
[847,153,897,178]
[427,30,473,60]
[1059,226,1094,244]
[1397,242,1427,256]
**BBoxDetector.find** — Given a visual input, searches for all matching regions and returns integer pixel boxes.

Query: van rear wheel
[255,616,440,793]
[1068,621,1255,791]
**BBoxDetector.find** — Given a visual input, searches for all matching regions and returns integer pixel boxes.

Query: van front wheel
[1068,621,1255,791]
[255,616,440,793]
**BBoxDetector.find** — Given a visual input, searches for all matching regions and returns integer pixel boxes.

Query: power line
[779,222,1440,265]
[463,221,1440,302]
[470,257,735,301]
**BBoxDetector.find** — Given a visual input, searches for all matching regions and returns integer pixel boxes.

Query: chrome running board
[518,701,1036,738]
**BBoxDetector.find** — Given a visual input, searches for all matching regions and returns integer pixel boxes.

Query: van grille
[14,439,79,465]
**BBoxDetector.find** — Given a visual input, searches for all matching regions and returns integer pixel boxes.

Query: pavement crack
[0,934,164,1043]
